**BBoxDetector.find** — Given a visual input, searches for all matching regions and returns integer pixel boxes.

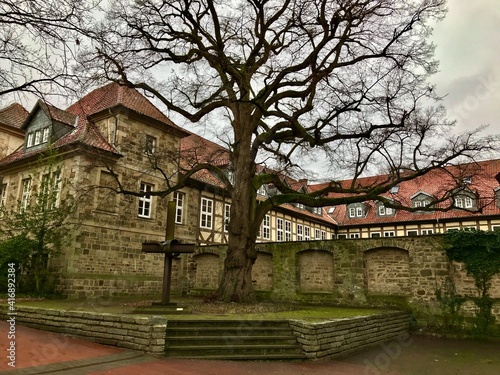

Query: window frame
[174,191,185,224]
[285,220,292,241]
[145,134,157,155]
[138,182,153,218]
[297,224,303,241]
[20,178,32,211]
[304,226,310,240]
[262,215,271,240]
[200,197,214,229]
[276,218,284,242]
[224,203,231,232]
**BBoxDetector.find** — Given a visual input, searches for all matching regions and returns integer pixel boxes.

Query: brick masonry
[289,311,411,360]
[0,306,410,361]
[193,237,500,321]
[0,306,167,355]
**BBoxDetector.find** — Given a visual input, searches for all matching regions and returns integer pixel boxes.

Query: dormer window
[26,126,50,148]
[378,203,395,216]
[454,194,475,209]
[42,127,50,143]
[347,203,367,218]
[257,185,267,196]
[411,191,434,211]
[296,203,304,210]
[27,133,34,147]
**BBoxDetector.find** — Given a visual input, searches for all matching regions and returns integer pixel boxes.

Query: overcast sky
[430,0,500,135]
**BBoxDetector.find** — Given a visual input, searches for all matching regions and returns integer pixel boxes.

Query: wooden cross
[142,201,195,305]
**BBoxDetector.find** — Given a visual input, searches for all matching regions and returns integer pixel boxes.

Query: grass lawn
[3,295,385,322]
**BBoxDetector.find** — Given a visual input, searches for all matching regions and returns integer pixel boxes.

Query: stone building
[314,159,500,238]
[0,84,335,296]
[1,83,500,298]
[0,103,27,159]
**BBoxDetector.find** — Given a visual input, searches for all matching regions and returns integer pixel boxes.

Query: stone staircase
[164,319,306,360]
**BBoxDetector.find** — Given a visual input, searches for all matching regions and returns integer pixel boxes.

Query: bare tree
[0,0,98,104]
[77,0,497,302]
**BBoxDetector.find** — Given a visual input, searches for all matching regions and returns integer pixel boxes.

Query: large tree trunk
[216,111,259,303]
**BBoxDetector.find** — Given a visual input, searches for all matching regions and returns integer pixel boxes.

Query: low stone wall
[289,311,411,360]
[0,306,167,355]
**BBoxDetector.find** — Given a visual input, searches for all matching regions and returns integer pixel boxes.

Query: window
[145,135,156,154]
[138,182,153,218]
[20,178,32,211]
[370,232,381,238]
[262,215,270,240]
[297,224,303,241]
[27,133,34,147]
[0,183,7,207]
[276,218,283,241]
[174,192,185,224]
[407,230,419,237]
[328,207,335,214]
[40,171,61,209]
[34,130,41,145]
[42,127,50,143]
[313,207,322,215]
[315,229,321,240]
[348,204,366,218]
[463,226,476,231]
[331,233,336,239]
[200,197,213,229]
[350,233,360,239]
[454,195,474,209]
[321,230,326,240]
[379,204,394,216]
[296,203,304,210]
[224,204,231,232]
[384,231,395,237]
[337,234,347,239]
[492,226,500,232]
[464,196,473,208]
[285,220,292,241]
[257,185,267,196]
[304,226,310,240]
[421,229,434,235]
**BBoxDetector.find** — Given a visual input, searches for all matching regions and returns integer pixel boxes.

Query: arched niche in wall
[192,252,221,289]
[252,251,273,291]
[363,247,411,295]
[298,249,334,292]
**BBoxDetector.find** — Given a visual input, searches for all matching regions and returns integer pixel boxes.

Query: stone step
[165,326,294,336]
[166,319,291,328]
[168,353,308,361]
[165,343,304,357]
[166,335,299,346]
[164,319,305,360]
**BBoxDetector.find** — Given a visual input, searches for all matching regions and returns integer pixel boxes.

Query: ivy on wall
[444,229,500,334]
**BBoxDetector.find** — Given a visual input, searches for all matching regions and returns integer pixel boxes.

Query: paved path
[0,322,388,374]
[1,322,499,374]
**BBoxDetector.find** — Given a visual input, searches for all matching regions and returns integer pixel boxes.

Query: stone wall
[193,237,500,321]
[0,306,166,355]
[289,311,411,359]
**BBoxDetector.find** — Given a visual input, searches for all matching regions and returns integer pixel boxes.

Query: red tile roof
[0,103,28,129]
[0,83,191,167]
[313,159,500,226]
[66,82,186,134]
